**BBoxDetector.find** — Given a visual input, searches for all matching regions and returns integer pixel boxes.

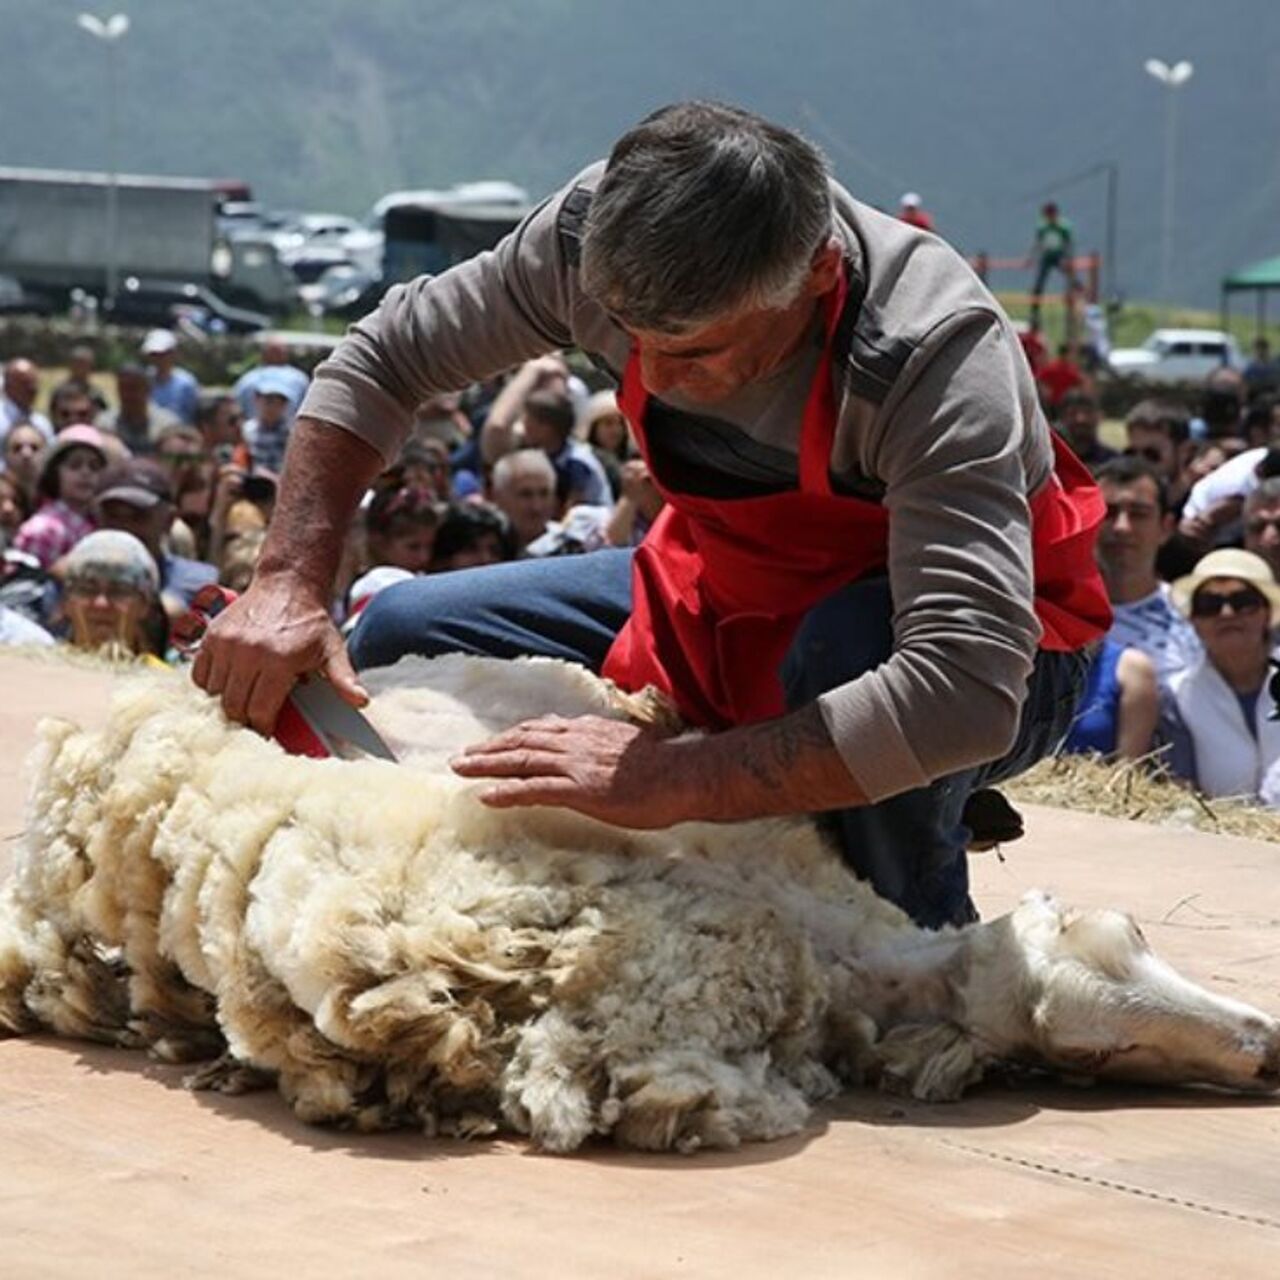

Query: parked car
[297,263,383,318]
[102,277,269,334]
[0,273,53,316]
[1108,329,1245,383]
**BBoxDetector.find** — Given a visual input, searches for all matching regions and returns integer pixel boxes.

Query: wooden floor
[1,651,1278,1279]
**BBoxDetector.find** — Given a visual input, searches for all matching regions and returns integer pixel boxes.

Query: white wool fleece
[0,656,903,1151]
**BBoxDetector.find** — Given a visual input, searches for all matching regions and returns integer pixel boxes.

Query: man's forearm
[256,418,384,598]
[673,703,870,822]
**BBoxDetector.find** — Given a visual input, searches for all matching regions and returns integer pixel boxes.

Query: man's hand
[450,701,870,829]
[450,714,694,828]
[1179,495,1244,544]
[192,574,367,736]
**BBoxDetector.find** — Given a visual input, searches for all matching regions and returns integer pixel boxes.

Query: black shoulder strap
[557,185,594,268]
[838,232,915,405]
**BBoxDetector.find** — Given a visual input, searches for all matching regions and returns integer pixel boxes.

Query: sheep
[0,653,1276,1154]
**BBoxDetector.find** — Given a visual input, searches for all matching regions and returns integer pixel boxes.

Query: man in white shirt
[1095,455,1201,681]
[0,358,53,446]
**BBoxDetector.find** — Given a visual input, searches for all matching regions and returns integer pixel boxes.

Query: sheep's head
[1011,892,1280,1093]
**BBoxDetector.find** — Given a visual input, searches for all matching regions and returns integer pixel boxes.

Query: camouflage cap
[63,530,159,595]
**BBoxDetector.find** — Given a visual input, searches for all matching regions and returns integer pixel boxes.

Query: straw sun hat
[1170,548,1280,625]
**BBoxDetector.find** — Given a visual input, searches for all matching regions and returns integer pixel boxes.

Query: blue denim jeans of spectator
[349,551,1086,930]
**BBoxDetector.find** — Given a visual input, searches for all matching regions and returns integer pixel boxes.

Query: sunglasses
[1246,517,1280,537]
[1124,445,1166,466]
[1190,588,1268,618]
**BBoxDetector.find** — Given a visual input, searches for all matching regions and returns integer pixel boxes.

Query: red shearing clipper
[174,583,396,761]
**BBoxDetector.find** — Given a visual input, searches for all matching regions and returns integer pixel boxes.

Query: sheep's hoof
[184,1052,274,1095]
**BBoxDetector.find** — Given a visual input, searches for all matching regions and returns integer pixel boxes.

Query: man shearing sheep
[195,101,1111,928]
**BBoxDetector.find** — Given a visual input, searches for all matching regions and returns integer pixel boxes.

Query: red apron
[601,268,1112,729]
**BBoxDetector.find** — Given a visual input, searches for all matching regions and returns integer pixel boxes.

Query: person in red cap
[195,102,1111,929]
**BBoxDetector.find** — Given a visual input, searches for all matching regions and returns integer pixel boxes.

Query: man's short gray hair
[1246,475,1280,513]
[492,448,555,493]
[580,101,835,335]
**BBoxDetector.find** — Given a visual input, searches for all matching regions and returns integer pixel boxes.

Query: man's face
[52,393,96,431]
[4,361,38,409]
[629,297,813,403]
[522,413,563,454]
[623,241,841,404]
[255,392,289,428]
[495,473,556,544]
[1097,476,1168,580]
[208,400,245,448]
[1060,400,1100,449]
[116,372,150,414]
[97,498,169,558]
[1245,500,1280,578]
[1125,423,1178,480]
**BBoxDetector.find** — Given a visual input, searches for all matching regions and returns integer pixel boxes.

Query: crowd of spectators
[1039,346,1280,808]
[0,334,666,670]
[7,315,1280,809]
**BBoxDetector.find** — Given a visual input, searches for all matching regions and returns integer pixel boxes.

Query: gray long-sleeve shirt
[301,164,1054,804]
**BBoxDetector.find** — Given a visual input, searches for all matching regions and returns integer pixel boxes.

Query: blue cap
[253,368,297,400]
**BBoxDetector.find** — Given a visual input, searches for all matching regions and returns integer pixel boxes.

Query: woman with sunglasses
[1162,549,1280,806]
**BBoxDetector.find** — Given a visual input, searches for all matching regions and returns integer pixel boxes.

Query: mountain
[2,0,1278,306]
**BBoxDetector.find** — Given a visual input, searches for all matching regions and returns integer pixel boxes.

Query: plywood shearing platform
[1,652,1277,1278]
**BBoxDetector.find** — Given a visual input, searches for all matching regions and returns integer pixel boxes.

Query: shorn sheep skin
[1,655,1276,1154]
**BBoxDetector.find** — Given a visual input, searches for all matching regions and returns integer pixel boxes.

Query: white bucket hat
[1170,548,1280,626]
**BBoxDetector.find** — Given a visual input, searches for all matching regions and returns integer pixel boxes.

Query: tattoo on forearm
[715,704,863,816]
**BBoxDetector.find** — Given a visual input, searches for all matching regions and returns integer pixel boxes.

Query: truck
[0,165,297,313]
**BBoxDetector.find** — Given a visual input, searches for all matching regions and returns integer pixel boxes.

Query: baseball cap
[95,457,173,510]
[253,367,297,399]
[901,192,922,208]
[141,328,178,356]
[37,424,108,496]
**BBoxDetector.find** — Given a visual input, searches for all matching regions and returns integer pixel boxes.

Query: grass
[995,291,1280,354]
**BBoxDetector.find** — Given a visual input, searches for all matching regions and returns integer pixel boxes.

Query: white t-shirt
[1109,584,1201,682]
[0,605,54,647]
[1181,447,1266,520]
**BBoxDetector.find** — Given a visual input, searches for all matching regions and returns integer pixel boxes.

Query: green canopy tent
[1221,253,1280,337]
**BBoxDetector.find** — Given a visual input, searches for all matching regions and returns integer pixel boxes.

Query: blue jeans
[349,551,1085,929]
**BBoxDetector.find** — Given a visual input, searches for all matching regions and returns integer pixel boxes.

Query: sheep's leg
[603,1053,812,1154]
[215,944,376,1128]
[20,935,145,1049]
[184,1051,274,1095]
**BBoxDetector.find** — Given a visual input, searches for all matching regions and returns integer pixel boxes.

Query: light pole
[1144,57,1194,321]
[77,12,130,305]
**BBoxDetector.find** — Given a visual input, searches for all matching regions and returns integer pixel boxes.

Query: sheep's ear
[872,1022,986,1102]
